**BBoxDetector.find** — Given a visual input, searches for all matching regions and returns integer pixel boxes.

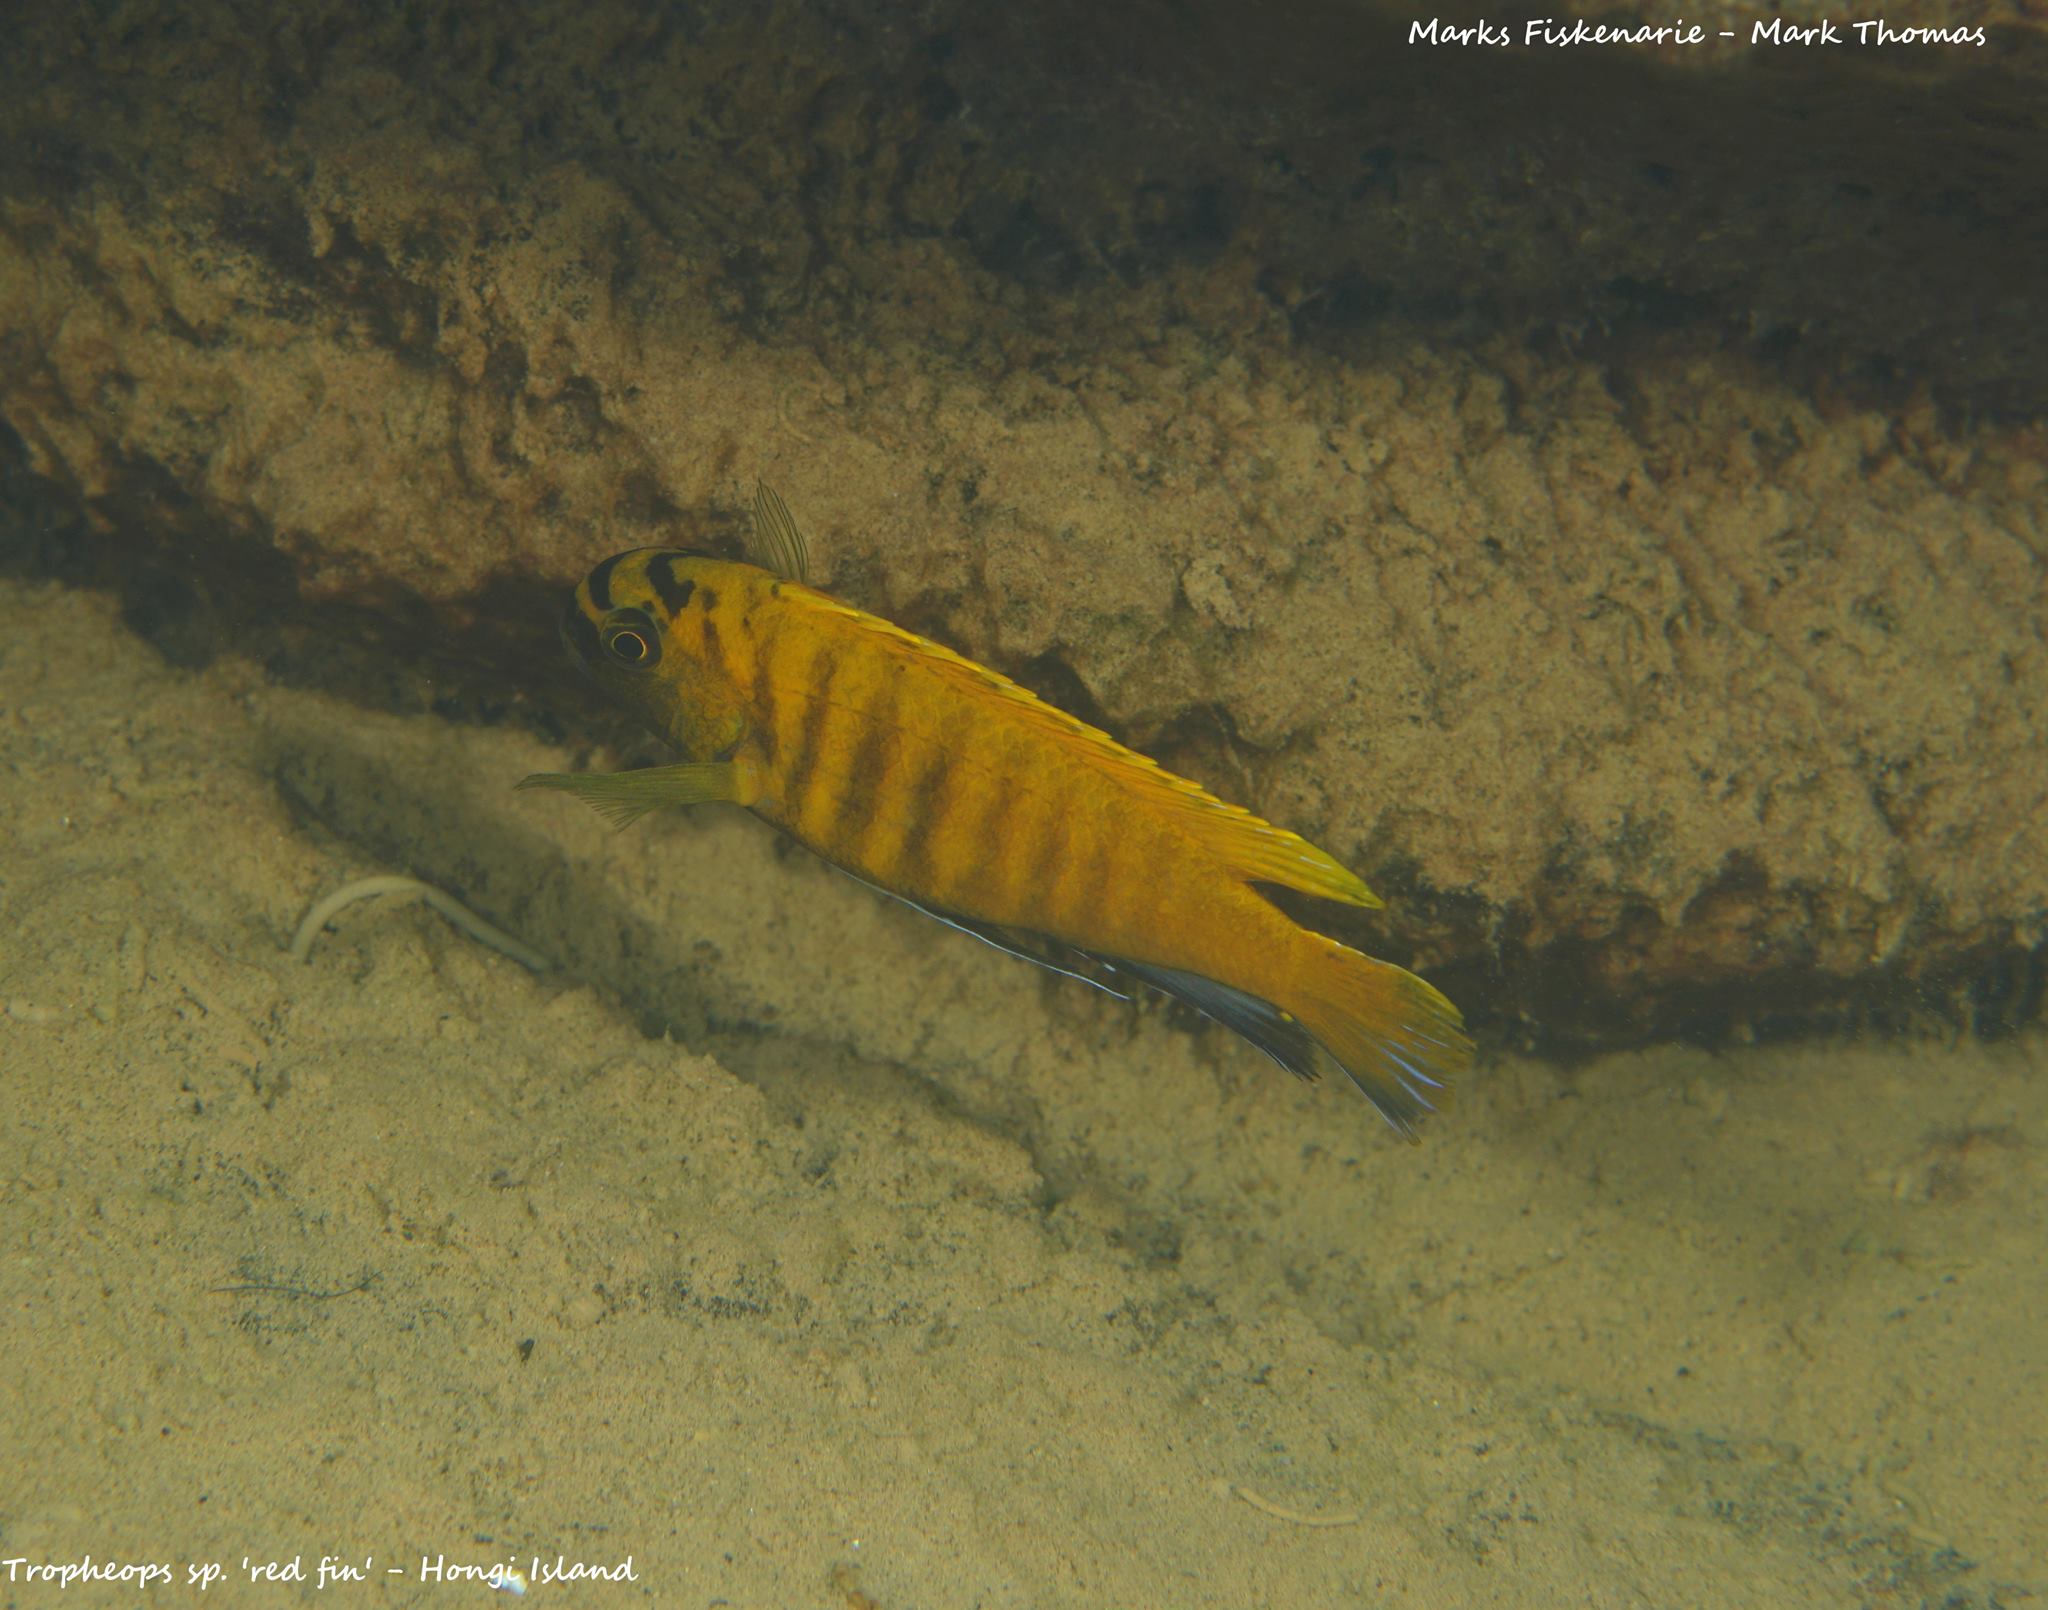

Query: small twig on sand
[209,1275,376,1301]
[1229,1484,1363,1528]
[289,875,551,971]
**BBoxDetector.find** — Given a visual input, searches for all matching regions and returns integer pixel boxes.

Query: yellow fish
[522,486,1471,1137]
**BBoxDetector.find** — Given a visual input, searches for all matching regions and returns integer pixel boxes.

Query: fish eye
[599,609,660,670]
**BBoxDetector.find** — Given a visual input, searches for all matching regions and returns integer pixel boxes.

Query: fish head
[559,548,751,758]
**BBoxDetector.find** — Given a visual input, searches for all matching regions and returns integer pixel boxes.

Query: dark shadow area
[1,0,2042,1053]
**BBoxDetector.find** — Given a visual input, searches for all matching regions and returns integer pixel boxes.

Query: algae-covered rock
[2,0,2043,1041]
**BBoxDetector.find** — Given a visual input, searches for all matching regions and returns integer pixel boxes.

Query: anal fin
[1090,956,1323,1084]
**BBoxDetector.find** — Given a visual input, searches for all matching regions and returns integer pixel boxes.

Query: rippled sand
[2,576,2039,1606]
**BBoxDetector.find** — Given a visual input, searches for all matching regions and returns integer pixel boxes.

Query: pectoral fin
[517,760,760,829]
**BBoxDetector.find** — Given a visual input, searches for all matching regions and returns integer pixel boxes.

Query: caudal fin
[1095,935,1471,1141]
[1289,934,1472,1141]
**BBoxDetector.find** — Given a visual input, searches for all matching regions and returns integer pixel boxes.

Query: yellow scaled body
[523,491,1471,1137]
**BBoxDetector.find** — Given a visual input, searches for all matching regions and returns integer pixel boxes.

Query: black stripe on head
[647,552,696,617]
[560,596,603,673]
[584,552,627,613]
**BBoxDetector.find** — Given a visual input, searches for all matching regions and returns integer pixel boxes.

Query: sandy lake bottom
[1,574,2040,1608]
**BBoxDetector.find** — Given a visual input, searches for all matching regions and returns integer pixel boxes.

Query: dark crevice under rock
[2,0,2043,1052]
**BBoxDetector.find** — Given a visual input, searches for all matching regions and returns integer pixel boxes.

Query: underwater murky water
[4,2,2046,1605]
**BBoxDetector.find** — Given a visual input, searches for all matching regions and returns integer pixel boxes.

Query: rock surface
[3,0,2044,1042]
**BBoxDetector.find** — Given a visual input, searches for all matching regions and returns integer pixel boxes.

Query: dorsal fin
[785,588,1382,909]
[749,480,811,583]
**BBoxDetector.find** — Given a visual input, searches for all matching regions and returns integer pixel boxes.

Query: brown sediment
[0,0,2043,1045]
[1,573,2041,1603]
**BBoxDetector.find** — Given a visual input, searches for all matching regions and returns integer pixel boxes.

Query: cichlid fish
[521,486,1471,1137]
